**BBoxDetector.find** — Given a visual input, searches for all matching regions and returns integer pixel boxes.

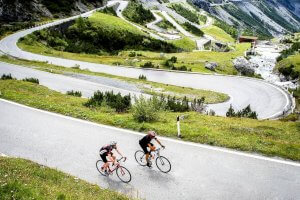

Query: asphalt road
[0,62,144,98]
[0,1,292,119]
[0,100,299,200]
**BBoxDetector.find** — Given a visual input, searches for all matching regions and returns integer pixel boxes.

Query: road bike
[96,157,132,183]
[134,148,171,173]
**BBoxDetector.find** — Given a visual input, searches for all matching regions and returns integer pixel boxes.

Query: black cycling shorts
[100,152,113,163]
[139,142,153,154]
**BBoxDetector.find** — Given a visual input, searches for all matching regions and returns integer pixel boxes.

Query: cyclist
[100,141,124,173]
[139,131,165,167]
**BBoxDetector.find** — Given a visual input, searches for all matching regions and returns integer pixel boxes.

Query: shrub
[132,94,205,118]
[226,104,258,119]
[1,74,15,80]
[164,56,177,68]
[138,75,147,80]
[164,56,190,71]
[169,56,177,63]
[226,104,236,117]
[166,96,189,112]
[129,52,136,57]
[84,90,131,112]
[164,60,174,69]
[104,91,131,112]
[66,90,82,97]
[22,78,39,84]
[84,91,104,107]
[132,96,163,122]
[140,62,156,68]
[191,97,206,112]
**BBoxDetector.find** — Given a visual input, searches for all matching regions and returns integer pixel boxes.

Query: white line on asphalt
[262,81,291,118]
[1,98,299,167]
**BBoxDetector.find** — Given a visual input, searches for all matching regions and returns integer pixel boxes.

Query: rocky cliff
[192,0,300,37]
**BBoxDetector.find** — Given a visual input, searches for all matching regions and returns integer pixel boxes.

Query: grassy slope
[276,53,300,113]
[0,80,299,161]
[18,37,250,74]
[0,56,229,104]
[168,37,196,51]
[202,25,235,43]
[134,43,250,74]
[0,157,129,200]
[88,12,145,36]
[276,53,300,75]
[17,10,250,74]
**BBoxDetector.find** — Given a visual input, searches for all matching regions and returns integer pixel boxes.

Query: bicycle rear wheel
[156,156,171,173]
[96,160,107,176]
[116,166,132,183]
[134,150,147,166]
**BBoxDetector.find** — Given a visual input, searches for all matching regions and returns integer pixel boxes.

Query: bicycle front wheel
[116,166,132,183]
[96,160,107,176]
[156,156,171,173]
[134,150,147,166]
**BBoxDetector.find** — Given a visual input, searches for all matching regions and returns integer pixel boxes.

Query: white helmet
[110,141,117,146]
[149,131,157,137]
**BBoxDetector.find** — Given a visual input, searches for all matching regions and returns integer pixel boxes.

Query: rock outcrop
[233,57,258,76]
[205,61,218,71]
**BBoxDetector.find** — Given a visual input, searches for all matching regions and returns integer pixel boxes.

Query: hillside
[0,0,106,22]
[191,0,300,38]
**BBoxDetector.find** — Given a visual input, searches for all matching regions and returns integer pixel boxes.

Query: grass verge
[0,80,299,161]
[0,156,129,199]
[0,56,229,104]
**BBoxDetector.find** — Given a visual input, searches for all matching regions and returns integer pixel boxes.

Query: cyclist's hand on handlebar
[162,145,165,149]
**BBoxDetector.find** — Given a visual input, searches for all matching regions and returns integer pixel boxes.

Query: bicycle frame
[148,148,161,161]
[103,157,125,174]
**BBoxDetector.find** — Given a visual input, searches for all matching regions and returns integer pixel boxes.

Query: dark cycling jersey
[139,134,156,146]
[100,144,114,156]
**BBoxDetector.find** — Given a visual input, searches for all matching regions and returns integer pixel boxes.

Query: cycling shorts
[139,141,154,154]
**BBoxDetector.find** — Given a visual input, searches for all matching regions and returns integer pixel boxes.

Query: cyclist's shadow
[143,167,174,183]
[101,175,139,197]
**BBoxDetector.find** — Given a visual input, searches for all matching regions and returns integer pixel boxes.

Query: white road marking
[1,98,299,167]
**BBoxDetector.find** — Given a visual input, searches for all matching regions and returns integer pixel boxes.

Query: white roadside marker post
[177,115,181,138]
[177,115,185,138]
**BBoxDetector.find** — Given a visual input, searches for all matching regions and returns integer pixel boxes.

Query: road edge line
[1,98,299,167]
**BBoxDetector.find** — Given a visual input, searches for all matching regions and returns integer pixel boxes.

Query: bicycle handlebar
[117,157,126,162]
